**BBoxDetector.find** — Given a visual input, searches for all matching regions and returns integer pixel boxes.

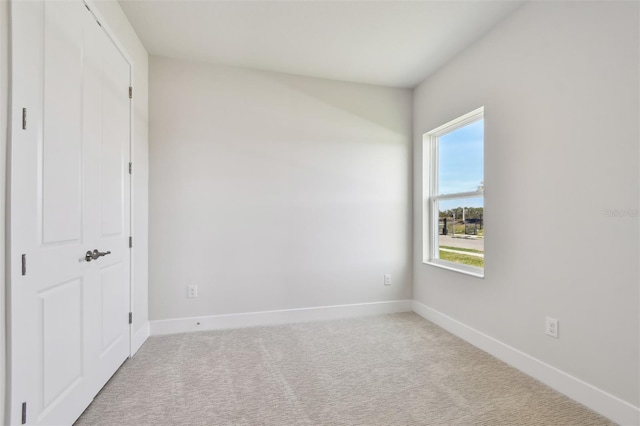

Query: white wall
[413,0,638,414]
[91,0,150,348]
[1,0,7,421]
[149,56,412,321]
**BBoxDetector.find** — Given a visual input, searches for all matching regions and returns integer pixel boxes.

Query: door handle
[85,249,112,262]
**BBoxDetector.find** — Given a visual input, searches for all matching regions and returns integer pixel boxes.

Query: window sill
[424,259,484,278]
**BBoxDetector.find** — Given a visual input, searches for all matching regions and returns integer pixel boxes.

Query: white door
[9,1,131,424]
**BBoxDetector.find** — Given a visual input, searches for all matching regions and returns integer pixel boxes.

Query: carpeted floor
[74,312,615,425]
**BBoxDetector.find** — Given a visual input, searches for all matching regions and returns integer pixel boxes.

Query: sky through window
[438,119,484,207]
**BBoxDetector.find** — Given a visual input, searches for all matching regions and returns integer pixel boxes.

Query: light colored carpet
[75,312,615,426]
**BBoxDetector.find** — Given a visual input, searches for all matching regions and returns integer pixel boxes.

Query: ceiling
[118,0,525,88]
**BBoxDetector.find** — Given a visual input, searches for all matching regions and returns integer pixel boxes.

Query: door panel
[42,0,83,245]
[100,263,125,353]
[9,0,131,424]
[40,279,83,408]
[100,37,129,238]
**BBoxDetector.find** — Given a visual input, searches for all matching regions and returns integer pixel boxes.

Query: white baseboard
[411,301,640,426]
[150,300,413,336]
[131,321,150,356]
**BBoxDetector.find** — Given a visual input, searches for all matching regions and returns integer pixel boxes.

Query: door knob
[85,249,112,262]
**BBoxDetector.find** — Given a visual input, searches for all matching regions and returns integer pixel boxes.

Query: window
[423,107,484,277]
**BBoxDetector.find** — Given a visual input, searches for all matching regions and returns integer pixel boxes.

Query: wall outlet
[187,285,198,298]
[545,317,558,338]
[384,274,391,286]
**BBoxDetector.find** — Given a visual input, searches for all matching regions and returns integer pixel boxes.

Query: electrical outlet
[187,285,198,298]
[545,317,558,338]
[384,274,391,286]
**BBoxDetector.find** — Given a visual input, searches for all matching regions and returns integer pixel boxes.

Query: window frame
[423,107,485,278]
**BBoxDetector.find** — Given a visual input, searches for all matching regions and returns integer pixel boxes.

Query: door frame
[5,0,135,423]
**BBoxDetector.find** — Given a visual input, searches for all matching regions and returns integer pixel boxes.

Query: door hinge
[129,312,133,324]
[128,162,132,174]
[128,86,133,99]
[129,236,133,248]
[21,402,27,424]
[22,108,27,130]
[82,2,101,26]
[21,254,26,276]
